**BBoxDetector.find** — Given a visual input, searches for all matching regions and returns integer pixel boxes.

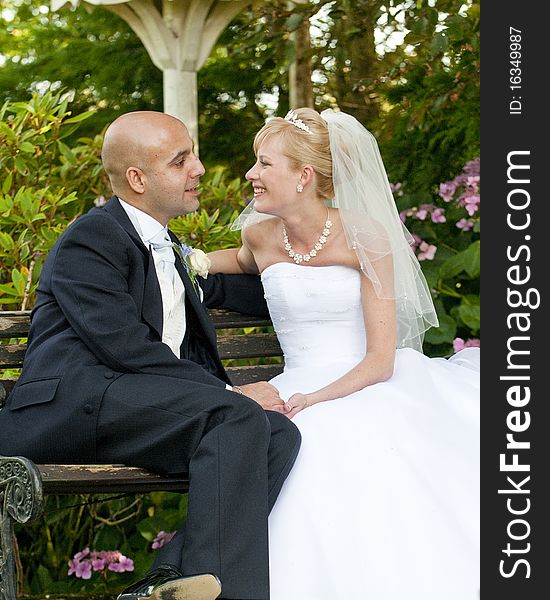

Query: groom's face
[142,121,205,225]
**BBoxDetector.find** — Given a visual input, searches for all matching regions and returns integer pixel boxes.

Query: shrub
[396,157,480,356]
[0,90,107,309]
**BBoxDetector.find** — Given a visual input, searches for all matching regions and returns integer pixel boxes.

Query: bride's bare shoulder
[242,217,280,247]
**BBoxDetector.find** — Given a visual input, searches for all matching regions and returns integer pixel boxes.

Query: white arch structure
[51,0,254,147]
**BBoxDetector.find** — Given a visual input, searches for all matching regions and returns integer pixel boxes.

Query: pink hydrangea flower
[75,560,92,579]
[453,337,480,352]
[417,241,437,261]
[152,530,177,550]
[456,218,474,231]
[68,548,134,579]
[390,182,403,196]
[431,207,446,223]
[92,558,105,571]
[438,181,458,202]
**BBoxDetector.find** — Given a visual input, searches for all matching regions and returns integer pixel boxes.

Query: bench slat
[0,310,274,339]
[0,314,30,338]
[226,364,284,385]
[217,333,282,359]
[38,464,189,494]
[208,309,273,329]
[0,344,26,367]
[0,334,283,367]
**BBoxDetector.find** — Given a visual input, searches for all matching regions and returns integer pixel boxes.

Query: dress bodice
[261,262,366,369]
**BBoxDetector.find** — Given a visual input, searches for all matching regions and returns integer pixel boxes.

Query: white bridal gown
[263,263,480,600]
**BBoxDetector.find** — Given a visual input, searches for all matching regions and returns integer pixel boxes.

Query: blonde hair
[253,107,334,199]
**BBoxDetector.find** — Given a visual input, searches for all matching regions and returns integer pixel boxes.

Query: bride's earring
[296,183,304,193]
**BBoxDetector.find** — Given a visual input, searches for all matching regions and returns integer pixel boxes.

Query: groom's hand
[236,382,288,413]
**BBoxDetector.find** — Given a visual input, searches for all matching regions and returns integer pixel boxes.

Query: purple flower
[94,195,107,207]
[92,558,105,571]
[456,218,474,231]
[118,556,135,572]
[389,182,403,196]
[68,547,135,579]
[431,208,446,223]
[177,243,193,259]
[453,337,480,352]
[416,204,431,220]
[75,560,92,579]
[68,558,79,576]
[152,530,177,550]
[74,548,90,561]
[417,241,437,261]
[463,157,480,176]
[438,182,457,202]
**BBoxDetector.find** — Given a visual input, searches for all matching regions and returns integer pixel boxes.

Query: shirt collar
[118,197,167,245]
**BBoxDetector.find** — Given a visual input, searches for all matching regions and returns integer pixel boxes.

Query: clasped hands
[236,382,309,419]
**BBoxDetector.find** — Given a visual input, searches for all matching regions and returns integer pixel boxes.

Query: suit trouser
[97,373,301,600]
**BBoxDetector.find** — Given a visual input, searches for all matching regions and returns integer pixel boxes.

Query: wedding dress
[264,262,480,600]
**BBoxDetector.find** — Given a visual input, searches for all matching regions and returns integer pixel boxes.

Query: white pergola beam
[51,0,255,149]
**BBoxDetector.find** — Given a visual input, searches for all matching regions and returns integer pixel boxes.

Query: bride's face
[245,136,301,216]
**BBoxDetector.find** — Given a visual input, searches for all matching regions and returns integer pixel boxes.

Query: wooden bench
[0,310,283,600]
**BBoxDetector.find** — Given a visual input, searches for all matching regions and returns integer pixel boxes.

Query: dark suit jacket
[0,196,267,461]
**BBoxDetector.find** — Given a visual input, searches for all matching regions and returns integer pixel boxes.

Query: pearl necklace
[282,210,333,264]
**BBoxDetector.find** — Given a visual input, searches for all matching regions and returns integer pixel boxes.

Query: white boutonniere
[173,242,211,288]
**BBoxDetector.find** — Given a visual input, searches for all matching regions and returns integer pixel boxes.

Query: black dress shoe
[117,565,222,600]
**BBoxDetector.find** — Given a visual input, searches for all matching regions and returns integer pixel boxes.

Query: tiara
[284,110,311,133]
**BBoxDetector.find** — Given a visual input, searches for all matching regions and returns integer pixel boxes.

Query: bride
[208,108,479,600]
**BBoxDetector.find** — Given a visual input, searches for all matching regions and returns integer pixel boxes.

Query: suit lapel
[103,196,163,338]
[170,233,219,353]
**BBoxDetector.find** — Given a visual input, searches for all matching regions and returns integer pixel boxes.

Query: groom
[0,111,301,600]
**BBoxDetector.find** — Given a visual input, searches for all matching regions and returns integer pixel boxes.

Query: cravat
[149,229,186,357]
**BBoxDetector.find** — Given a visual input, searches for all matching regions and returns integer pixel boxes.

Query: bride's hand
[285,393,309,419]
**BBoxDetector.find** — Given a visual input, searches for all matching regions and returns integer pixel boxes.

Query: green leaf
[2,172,12,194]
[463,240,480,277]
[424,312,457,345]
[12,268,26,296]
[35,565,54,592]
[57,140,76,163]
[459,303,480,331]
[93,525,122,550]
[14,155,27,175]
[63,110,95,124]
[19,141,35,154]
[0,283,18,296]
[285,13,303,32]
[0,231,15,251]
[438,252,465,279]
[0,121,16,141]
[431,33,449,54]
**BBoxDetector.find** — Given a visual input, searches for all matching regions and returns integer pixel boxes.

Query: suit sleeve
[49,212,226,388]
[201,273,270,317]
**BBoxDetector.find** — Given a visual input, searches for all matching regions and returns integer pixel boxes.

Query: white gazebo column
[163,68,198,143]
[52,0,253,151]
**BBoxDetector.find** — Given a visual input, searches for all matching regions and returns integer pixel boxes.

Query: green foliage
[16,492,187,596]
[0,0,161,142]
[378,0,480,193]
[0,90,108,309]
[395,156,480,355]
[170,167,249,251]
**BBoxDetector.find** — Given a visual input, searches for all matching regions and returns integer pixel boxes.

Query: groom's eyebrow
[169,149,191,164]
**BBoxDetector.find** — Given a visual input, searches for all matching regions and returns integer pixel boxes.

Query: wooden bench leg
[0,457,43,600]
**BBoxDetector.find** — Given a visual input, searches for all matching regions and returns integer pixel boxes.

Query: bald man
[0,112,301,600]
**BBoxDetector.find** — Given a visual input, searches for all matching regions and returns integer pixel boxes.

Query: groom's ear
[126,166,146,194]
